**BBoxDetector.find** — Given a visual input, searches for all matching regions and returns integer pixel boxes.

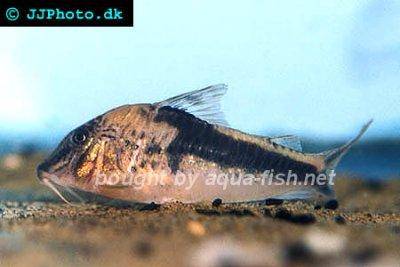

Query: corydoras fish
[37,84,372,205]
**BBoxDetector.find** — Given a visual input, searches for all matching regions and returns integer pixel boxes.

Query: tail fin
[322,119,373,170]
[267,120,373,205]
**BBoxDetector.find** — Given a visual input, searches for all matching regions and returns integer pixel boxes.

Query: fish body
[37,85,372,204]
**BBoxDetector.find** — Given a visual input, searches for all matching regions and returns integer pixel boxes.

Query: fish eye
[72,128,88,145]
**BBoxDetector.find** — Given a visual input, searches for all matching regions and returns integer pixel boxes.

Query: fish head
[36,115,109,191]
[36,104,163,203]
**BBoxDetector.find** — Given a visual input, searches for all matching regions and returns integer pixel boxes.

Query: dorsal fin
[270,135,303,152]
[155,84,229,126]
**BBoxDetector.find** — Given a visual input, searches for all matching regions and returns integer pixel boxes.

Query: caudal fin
[264,120,373,205]
[322,119,373,170]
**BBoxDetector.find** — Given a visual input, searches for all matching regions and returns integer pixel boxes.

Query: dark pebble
[274,208,292,220]
[284,241,314,263]
[314,205,321,210]
[212,198,222,207]
[140,202,160,211]
[324,199,339,210]
[334,215,346,225]
[264,198,284,206]
[290,214,316,224]
[262,208,272,217]
[275,208,316,224]
[132,241,153,258]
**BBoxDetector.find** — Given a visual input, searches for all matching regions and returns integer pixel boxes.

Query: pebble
[187,221,206,236]
[132,241,153,258]
[139,202,160,211]
[1,154,22,170]
[324,199,339,210]
[284,241,314,264]
[314,205,322,210]
[290,214,316,224]
[334,215,346,225]
[212,198,222,207]
[304,229,346,255]
[189,238,276,267]
[274,208,292,220]
[274,208,316,224]
[262,208,272,217]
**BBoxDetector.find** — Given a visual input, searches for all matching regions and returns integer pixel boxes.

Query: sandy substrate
[0,154,399,266]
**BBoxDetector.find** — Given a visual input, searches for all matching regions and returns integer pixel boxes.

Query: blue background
[0,0,399,145]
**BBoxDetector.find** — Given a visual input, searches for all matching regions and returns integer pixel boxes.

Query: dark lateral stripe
[154,106,317,180]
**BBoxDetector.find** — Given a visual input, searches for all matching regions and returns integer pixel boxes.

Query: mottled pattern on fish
[36,84,372,204]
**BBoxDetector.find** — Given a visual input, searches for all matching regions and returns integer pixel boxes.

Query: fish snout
[36,162,52,182]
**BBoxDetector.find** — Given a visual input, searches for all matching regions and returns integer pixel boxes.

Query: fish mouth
[36,163,83,205]
[36,171,56,187]
[36,161,52,183]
